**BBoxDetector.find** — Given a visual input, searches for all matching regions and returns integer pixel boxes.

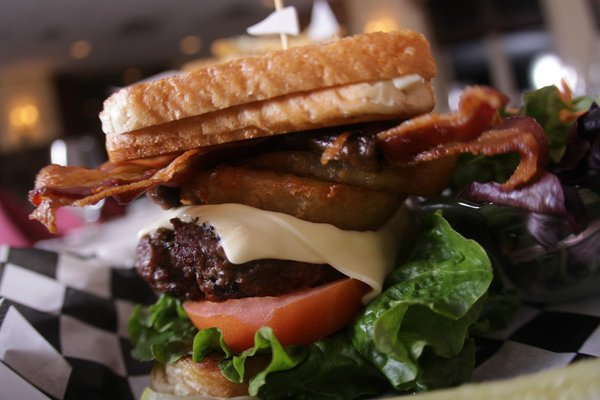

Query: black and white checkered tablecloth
[0,245,599,400]
[0,246,156,400]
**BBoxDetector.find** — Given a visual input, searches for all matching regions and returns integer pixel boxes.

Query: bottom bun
[151,355,265,399]
[141,387,254,400]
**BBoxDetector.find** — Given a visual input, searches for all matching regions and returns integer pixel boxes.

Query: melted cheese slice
[138,204,411,302]
[338,74,424,107]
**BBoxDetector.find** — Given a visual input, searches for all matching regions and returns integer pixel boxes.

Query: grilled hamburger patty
[135,218,344,301]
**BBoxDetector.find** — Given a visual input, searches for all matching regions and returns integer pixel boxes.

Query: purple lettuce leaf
[553,103,600,191]
[458,172,565,216]
[458,173,587,247]
[458,103,600,246]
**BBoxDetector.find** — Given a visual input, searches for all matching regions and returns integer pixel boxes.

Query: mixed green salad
[454,85,600,241]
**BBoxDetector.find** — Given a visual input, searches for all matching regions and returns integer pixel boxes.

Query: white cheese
[138,204,412,302]
[336,74,424,107]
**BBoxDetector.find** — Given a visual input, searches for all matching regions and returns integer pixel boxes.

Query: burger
[29,30,548,399]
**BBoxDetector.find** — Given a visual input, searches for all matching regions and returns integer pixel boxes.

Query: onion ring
[179,165,405,230]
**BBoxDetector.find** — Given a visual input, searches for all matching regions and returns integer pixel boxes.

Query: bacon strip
[378,86,509,163]
[413,117,549,190]
[28,86,549,233]
[378,85,548,190]
[29,149,201,233]
[320,131,352,165]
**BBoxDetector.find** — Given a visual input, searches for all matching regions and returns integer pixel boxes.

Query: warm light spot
[70,40,92,59]
[9,103,40,129]
[363,17,399,33]
[179,35,202,55]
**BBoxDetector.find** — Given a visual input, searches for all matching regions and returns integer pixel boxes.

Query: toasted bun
[105,77,434,161]
[151,356,249,398]
[101,31,434,134]
[151,355,267,398]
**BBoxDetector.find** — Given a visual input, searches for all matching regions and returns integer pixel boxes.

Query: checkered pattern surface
[0,246,156,400]
[472,298,600,382]
[0,245,598,399]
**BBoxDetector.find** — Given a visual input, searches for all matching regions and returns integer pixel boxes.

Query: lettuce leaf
[450,152,520,194]
[351,211,492,390]
[192,327,233,360]
[414,338,475,391]
[221,327,307,396]
[522,85,572,163]
[553,103,600,192]
[258,333,390,400]
[128,294,197,364]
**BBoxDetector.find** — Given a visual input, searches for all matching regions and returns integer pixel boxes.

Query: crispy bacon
[378,86,509,162]
[377,86,548,190]
[29,86,550,233]
[320,131,352,165]
[29,149,201,233]
[411,117,549,190]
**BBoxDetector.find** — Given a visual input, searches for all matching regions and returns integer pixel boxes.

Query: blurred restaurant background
[1,0,600,244]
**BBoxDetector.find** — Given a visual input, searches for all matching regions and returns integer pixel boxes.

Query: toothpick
[274,0,288,49]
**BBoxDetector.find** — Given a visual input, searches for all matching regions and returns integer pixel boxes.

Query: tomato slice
[183,278,369,353]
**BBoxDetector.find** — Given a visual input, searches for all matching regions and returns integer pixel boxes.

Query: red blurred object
[0,188,128,247]
[0,189,56,246]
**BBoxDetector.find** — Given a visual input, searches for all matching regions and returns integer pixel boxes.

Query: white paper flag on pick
[247,6,300,36]
[307,0,340,40]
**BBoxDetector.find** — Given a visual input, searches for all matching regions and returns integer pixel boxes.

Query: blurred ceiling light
[179,35,202,55]
[50,139,68,166]
[530,53,577,89]
[70,39,92,59]
[9,103,40,130]
[363,17,399,33]
[123,67,143,85]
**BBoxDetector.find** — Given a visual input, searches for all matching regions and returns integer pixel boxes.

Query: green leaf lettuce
[128,294,197,364]
[351,211,492,391]
[128,211,493,399]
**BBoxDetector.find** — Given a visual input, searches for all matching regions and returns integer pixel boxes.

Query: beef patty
[135,218,344,301]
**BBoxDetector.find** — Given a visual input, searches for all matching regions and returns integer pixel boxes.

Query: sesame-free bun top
[100,30,436,161]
